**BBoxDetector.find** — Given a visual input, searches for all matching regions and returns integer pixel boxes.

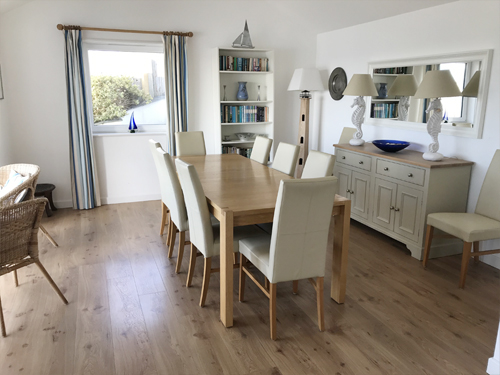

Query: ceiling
[0,0,458,33]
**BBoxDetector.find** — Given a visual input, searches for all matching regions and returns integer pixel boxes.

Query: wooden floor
[0,201,499,375]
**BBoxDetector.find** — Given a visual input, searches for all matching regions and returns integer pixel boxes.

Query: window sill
[93,131,166,137]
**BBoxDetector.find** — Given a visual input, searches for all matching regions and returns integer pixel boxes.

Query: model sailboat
[232,20,254,49]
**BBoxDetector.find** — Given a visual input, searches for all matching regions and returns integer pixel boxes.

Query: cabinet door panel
[394,185,423,242]
[334,166,351,199]
[351,171,370,220]
[373,178,397,230]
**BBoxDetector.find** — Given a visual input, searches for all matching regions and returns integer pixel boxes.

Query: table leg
[220,209,234,327]
[331,200,351,304]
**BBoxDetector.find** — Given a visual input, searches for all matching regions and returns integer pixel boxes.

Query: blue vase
[378,83,388,98]
[236,82,248,101]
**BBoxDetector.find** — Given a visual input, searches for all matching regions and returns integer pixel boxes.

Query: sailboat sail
[232,20,254,49]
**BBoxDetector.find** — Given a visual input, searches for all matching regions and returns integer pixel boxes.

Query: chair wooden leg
[239,254,246,302]
[459,242,473,289]
[422,224,434,268]
[14,270,19,287]
[265,278,269,291]
[200,257,212,307]
[39,225,58,247]
[0,293,6,337]
[292,280,298,294]
[186,244,197,287]
[473,241,480,263]
[165,221,173,249]
[269,283,277,340]
[316,277,325,332]
[167,222,177,259]
[175,231,186,274]
[160,202,168,236]
[35,260,68,304]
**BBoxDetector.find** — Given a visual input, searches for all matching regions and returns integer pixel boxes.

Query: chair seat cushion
[210,224,265,258]
[239,233,272,279]
[428,212,500,243]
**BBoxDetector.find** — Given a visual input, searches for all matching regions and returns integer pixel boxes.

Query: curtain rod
[56,24,193,37]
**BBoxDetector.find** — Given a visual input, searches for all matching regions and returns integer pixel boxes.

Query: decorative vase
[223,85,227,101]
[257,85,261,101]
[378,83,388,98]
[236,82,248,101]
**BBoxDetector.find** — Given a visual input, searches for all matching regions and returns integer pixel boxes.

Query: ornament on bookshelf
[257,85,261,101]
[236,82,248,101]
[128,112,137,133]
[377,83,388,98]
[232,20,254,49]
[223,85,227,101]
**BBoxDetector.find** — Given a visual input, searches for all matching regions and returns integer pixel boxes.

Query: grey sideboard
[333,143,473,260]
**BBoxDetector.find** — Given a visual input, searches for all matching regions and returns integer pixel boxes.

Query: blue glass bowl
[372,140,410,153]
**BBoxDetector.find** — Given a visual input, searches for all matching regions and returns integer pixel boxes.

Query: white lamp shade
[462,70,481,97]
[387,74,418,96]
[343,74,378,96]
[414,70,462,98]
[288,68,324,91]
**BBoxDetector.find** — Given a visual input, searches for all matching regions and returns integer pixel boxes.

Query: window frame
[82,39,166,134]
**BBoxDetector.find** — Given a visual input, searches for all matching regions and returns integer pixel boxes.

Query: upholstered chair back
[474,149,500,221]
[154,147,189,232]
[338,127,357,144]
[250,136,273,164]
[149,140,169,206]
[301,150,336,179]
[271,142,300,176]
[268,177,336,283]
[175,131,206,156]
[175,159,215,257]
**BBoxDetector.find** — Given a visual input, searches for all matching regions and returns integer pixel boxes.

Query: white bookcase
[213,47,274,159]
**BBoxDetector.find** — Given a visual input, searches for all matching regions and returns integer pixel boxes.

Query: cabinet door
[334,166,351,199]
[372,178,397,230]
[394,185,423,242]
[351,171,370,220]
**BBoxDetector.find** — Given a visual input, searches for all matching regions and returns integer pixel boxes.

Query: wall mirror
[366,50,492,139]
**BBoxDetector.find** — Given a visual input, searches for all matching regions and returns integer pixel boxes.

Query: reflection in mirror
[366,50,492,139]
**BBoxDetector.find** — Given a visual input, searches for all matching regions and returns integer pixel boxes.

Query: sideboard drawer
[337,149,372,172]
[376,159,425,186]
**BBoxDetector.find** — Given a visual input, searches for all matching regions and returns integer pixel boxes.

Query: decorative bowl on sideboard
[372,140,410,153]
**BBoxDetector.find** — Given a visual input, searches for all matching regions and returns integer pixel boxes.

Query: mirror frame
[366,49,493,139]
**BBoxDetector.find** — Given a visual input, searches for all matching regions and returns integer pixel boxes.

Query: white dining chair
[339,127,357,145]
[238,177,337,340]
[301,150,336,179]
[175,159,264,307]
[250,136,273,164]
[271,142,300,176]
[149,140,170,236]
[175,131,206,156]
[153,144,191,274]
[423,149,500,288]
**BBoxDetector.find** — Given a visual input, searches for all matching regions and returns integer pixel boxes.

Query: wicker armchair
[0,164,58,248]
[0,198,68,337]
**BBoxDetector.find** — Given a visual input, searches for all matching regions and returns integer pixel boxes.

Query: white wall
[315,0,500,268]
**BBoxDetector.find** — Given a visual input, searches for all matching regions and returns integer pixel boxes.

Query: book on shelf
[221,146,253,158]
[371,103,399,119]
[220,105,269,123]
[373,67,409,74]
[219,55,269,72]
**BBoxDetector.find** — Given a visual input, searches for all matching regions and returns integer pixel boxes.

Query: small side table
[35,183,57,217]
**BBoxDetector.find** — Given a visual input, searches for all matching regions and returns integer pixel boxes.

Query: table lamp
[414,70,461,161]
[342,74,378,146]
[462,70,481,97]
[288,68,324,177]
[387,75,418,121]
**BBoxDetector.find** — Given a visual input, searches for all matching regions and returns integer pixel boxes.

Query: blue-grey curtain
[162,35,189,155]
[63,29,101,209]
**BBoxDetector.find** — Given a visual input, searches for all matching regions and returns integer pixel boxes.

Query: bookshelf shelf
[214,47,274,159]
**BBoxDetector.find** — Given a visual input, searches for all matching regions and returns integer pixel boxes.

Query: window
[439,62,469,123]
[83,41,166,133]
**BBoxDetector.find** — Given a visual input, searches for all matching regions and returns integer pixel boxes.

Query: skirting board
[100,193,160,205]
[481,253,500,271]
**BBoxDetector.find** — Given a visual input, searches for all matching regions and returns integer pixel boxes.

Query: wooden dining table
[177,154,351,328]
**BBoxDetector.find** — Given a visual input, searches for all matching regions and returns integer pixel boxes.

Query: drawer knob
[341,156,346,159]
[390,206,395,210]
[408,173,413,177]
[394,208,400,212]
[359,161,364,165]
[384,167,389,171]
